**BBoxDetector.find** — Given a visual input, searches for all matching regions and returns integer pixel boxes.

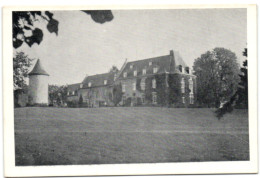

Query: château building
[67,50,196,107]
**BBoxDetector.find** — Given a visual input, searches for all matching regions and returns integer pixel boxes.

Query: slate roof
[28,59,49,76]
[117,50,189,79]
[67,83,80,92]
[81,72,116,88]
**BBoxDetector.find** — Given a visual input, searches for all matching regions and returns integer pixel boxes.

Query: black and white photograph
[3,4,258,177]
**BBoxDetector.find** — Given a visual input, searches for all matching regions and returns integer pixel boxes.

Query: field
[14,107,249,165]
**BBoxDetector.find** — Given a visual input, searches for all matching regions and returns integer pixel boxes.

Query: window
[122,95,126,105]
[80,83,83,88]
[67,92,70,96]
[122,84,126,92]
[181,78,185,93]
[179,65,182,73]
[153,67,158,73]
[189,78,193,94]
[104,80,107,85]
[141,79,146,91]
[123,72,127,78]
[182,96,185,104]
[133,82,136,91]
[189,93,194,104]
[149,61,152,66]
[130,64,133,69]
[152,79,156,89]
[133,70,137,76]
[75,91,78,95]
[142,69,146,75]
[185,67,190,74]
[72,91,75,95]
[152,92,157,104]
[141,93,145,104]
[88,82,92,87]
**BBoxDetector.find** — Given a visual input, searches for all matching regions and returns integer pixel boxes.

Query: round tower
[28,59,49,105]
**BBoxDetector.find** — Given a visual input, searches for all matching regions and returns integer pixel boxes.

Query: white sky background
[15,9,247,85]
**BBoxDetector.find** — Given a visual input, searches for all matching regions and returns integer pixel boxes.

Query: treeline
[193,47,248,118]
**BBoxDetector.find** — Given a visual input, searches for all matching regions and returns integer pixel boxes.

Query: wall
[118,73,197,107]
[78,86,113,107]
[169,73,197,107]
[28,75,49,105]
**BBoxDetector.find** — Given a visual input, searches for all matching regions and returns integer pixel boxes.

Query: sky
[15,9,247,85]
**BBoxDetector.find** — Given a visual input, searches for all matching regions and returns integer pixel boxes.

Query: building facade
[66,50,197,107]
[116,50,196,107]
[67,72,116,107]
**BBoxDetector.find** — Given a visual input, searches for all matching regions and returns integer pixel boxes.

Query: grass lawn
[14,107,249,165]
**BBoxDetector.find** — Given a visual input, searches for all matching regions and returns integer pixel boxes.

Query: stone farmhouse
[67,50,197,107]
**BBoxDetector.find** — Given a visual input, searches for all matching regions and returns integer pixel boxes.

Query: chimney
[170,50,174,56]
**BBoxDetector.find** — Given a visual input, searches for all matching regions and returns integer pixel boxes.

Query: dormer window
[133,70,137,76]
[104,80,107,85]
[185,67,190,74]
[153,67,158,73]
[130,64,133,69]
[80,83,83,88]
[149,62,152,66]
[88,82,92,87]
[142,69,146,75]
[123,72,127,78]
[179,65,182,73]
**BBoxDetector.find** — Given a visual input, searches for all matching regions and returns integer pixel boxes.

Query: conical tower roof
[28,59,49,76]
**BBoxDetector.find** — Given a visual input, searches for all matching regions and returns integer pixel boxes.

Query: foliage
[78,94,83,107]
[67,100,79,108]
[236,48,248,108]
[168,74,181,104]
[13,10,113,49]
[109,65,119,73]
[215,48,248,119]
[13,52,33,89]
[48,85,68,106]
[193,48,240,108]
[112,83,123,106]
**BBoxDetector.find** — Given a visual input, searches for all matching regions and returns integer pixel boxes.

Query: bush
[124,97,132,107]
[67,101,78,108]
[26,103,49,107]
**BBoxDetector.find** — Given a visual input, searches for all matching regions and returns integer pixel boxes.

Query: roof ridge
[86,71,113,78]
[127,54,169,64]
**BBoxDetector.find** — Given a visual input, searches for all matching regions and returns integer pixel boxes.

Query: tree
[109,65,119,73]
[13,10,114,49]
[236,48,248,108]
[215,48,248,119]
[13,52,33,89]
[78,94,83,107]
[112,84,123,106]
[48,85,68,106]
[193,48,240,107]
